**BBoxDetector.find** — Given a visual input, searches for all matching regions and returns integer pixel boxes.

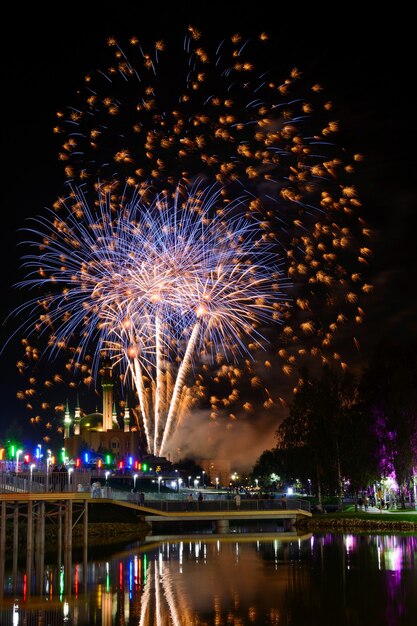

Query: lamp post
[30,463,35,491]
[202,470,205,489]
[45,450,52,492]
[158,476,162,494]
[16,449,23,474]
[133,473,138,490]
[178,478,183,492]
[188,475,191,488]
[215,477,219,491]
[68,468,74,491]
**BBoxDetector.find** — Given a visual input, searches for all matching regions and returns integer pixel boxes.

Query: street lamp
[16,449,23,473]
[46,450,52,491]
[158,476,162,494]
[188,475,191,488]
[68,468,74,490]
[255,478,259,489]
[215,477,219,490]
[178,478,183,492]
[133,473,138,490]
[30,463,35,486]
[105,471,110,484]
[202,470,205,488]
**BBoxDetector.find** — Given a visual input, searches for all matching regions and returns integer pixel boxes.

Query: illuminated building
[64,359,140,461]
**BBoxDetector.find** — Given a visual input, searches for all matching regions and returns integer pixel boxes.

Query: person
[363,495,369,511]
[91,481,101,497]
[51,465,60,492]
[59,465,68,492]
[234,493,241,509]
[377,488,383,512]
[139,492,145,506]
[198,492,203,504]
[186,493,193,511]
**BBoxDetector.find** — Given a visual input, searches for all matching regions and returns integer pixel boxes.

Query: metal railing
[0,471,311,513]
[114,492,311,513]
[0,470,91,494]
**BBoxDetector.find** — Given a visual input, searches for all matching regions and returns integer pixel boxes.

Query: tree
[339,400,379,510]
[251,449,286,490]
[361,341,417,508]
[277,368,328,504]
[277,366,361,507]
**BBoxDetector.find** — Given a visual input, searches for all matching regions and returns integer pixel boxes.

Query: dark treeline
[251,341,417,508]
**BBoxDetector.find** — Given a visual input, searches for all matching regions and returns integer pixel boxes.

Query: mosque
[63,359,140,462]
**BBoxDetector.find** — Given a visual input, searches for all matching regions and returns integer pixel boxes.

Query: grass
[321,506,417,523]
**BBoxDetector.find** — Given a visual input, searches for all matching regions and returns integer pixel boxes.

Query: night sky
[0,2,414,460]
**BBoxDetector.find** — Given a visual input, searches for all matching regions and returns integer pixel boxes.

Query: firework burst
[54,28,371,370]
[13,182,287,455]
[9,28,371,450]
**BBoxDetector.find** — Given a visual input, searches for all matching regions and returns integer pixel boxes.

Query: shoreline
[5,515,417,556]
[296,515,417,534]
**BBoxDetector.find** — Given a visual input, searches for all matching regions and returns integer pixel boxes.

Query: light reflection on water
[1,533,417,625]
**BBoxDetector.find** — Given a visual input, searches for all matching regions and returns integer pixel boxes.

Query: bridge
[0,469,312,556]
[91,496,312,532]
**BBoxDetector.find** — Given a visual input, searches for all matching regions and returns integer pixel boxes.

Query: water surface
[1,532,417,625]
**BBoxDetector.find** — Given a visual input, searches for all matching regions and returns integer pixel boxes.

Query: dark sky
[0,2,414,450]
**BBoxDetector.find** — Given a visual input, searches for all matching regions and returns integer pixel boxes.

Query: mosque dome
[79,412,120,431]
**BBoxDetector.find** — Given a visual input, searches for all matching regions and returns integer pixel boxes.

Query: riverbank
[296,508,417,533]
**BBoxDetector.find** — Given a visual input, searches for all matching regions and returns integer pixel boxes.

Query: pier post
[0,501,6,557]
[64,499,73,596]
[26,501,33,595]
[12,503,19,587]
[57,503,63,567]
[215,519,230,533]
[0,501,6,597]
[35,501,45,595]
[83,498,88,547]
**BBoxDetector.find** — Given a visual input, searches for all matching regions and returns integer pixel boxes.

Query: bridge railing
[0,470,91,494]
[118,494,311,513]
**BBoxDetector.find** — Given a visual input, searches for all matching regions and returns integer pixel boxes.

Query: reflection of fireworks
[15,182,286,455]
[12,28,372,449]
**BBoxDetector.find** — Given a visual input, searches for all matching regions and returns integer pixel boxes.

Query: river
[1,531,417,625]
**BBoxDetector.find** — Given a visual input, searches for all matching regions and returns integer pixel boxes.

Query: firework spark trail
[13,182,286,455]
[154,314,163,455]
[160,321,201,455]
[129,353,152,453]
